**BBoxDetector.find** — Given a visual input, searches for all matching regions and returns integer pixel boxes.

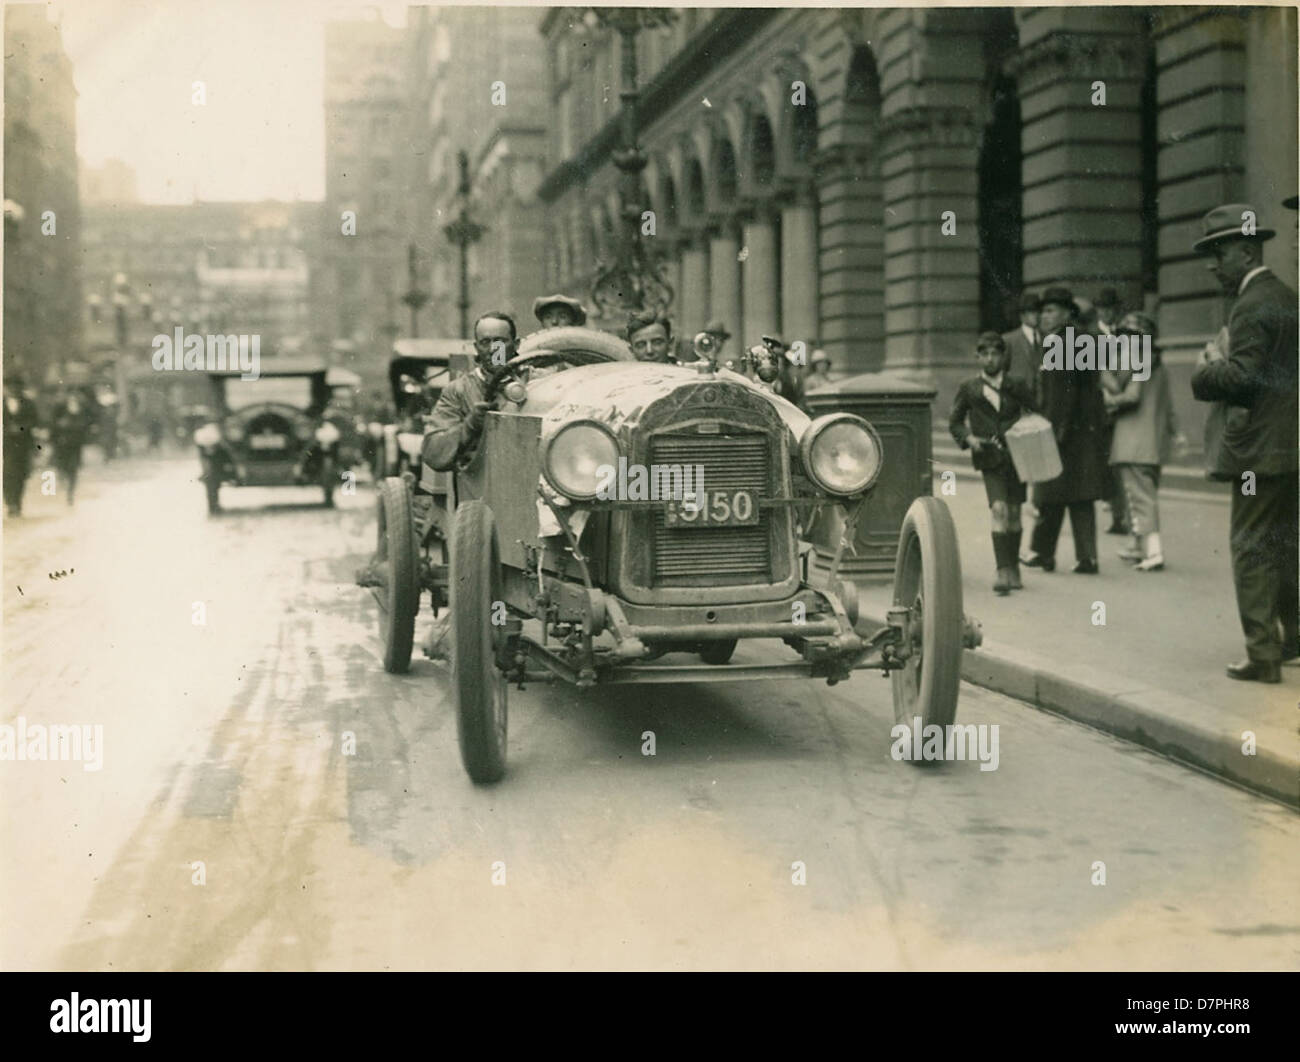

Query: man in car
[421,310,519,473]
[626,311,675,363]
[532,294,587,330]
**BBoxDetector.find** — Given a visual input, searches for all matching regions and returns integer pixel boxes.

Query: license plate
[249,433,287,449]
[664,489,758,528]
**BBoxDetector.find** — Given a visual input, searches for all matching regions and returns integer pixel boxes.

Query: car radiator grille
[650,433,770,584]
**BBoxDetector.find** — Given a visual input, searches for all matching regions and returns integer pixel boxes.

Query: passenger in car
[626,311,675,363]
[532,294,587,330]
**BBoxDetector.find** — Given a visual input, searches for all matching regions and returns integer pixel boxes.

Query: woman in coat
[1107,312,1182,571]
[1023,287,1111,573]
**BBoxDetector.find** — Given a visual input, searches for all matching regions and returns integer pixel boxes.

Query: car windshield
[223,376,314,412]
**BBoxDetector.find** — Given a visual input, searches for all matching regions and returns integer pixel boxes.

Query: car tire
[699,639,738,665]
[451,499,508,784]
[890,497,963,751]
[321,454,336,507]
[376,477,419,674]
[203,460,221,516]
[517,325,631,361]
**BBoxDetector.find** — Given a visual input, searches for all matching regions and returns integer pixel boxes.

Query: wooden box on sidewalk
[1004,413,1062,483]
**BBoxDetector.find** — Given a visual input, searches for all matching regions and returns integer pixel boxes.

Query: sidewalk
[858,454,1299,808]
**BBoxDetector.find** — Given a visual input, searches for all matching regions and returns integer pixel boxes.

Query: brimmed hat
[1284,195,1299,211]
[1192,203,1276,254]
[532,293,587,325]
[703,319,731,339]
[1095,286,1121,309]
[1017,291,1041,312]
[1039,286,1079,315]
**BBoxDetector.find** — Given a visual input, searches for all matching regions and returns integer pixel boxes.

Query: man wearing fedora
[532,293,587,330]
[1191,203,1298,683]
[1023,286,1110,574]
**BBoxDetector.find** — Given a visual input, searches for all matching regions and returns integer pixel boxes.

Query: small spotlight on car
[799,413,883,497]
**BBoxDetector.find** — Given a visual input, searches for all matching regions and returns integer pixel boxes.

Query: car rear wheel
[451,500,508,784]
[890,497,963,750]
[376,477,419,674]
[699,639,737,665]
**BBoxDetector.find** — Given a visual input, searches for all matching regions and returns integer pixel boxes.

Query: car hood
[515,361,811,440]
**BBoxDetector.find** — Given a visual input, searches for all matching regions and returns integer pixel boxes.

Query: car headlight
[542,420,620,501]
[315,421,341,445]
[799,413,882,497]
[193,422,220,448]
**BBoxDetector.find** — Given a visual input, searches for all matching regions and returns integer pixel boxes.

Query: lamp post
[401,241,430,338]
[443,150,485,338]
[584,7,677,322]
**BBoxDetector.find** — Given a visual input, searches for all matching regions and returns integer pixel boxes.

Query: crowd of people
[948,198,1297,684]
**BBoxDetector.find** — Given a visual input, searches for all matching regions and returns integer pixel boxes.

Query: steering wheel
[483,350,617,403]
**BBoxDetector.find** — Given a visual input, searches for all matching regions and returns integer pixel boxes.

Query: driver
[421,310,519,471]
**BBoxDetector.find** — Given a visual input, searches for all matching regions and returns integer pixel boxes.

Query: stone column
[1013,8,1148,305]
[816,145,882,375]
[708,222,742,342]
[780,186,819,357]
[740,203,779,346]
[677,233,710,339]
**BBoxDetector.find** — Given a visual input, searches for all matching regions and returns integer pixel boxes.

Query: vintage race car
[362,327,979,784]
[194,361,342,514]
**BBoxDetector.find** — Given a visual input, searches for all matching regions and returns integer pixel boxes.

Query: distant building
[538,6,1298,437]
[4,3,84,382]
[321,14,416,363]
[80,158,139,205]
[82,201,324,364]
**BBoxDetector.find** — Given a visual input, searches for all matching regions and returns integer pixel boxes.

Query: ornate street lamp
[443,150,485,338]
[401,241,430,338]
[584,6,677,322]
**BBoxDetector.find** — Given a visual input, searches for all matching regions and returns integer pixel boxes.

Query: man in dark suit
[1001,291,1041,393]
[1191,203,1299,683]
[1023,286,1110,574]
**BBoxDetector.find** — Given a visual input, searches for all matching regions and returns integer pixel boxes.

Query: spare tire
[517,325,633,361]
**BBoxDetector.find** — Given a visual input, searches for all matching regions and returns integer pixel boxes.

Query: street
[3,454,1298,971]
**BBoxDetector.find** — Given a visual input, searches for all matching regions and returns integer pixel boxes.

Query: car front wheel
[890,497,963,748]
[451,499,508,784]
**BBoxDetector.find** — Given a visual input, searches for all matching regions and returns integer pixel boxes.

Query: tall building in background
[3,3,84,383]
[415,6,550,338]
[321,13,417,371]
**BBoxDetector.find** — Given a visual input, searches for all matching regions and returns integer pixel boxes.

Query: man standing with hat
[1190,203,1298,683]
[1022,286,1110,574]
[531,294,587,330]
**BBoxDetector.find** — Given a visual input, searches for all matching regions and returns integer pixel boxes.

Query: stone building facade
[3,3,83,383]
[537,6,1297,435]
[415,6,551,339]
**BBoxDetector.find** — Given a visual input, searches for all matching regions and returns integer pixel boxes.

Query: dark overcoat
[1190,270,1299,478]
[1032,323,1111,506]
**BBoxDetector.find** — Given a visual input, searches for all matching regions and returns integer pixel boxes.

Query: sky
[53,0,409,204]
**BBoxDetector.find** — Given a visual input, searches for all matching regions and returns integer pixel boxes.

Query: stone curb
[864,611,1300,809]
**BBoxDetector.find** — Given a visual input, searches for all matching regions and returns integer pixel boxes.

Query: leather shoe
[1105,523,1128,535]
[1021,554,1054,572]
[1225,659,1281,683]
[1073,559,1099,574]
[993,567,1012,595]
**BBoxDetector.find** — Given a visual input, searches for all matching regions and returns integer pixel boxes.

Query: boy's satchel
[1004,412,1063,484]
[1201,326,1234,482]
